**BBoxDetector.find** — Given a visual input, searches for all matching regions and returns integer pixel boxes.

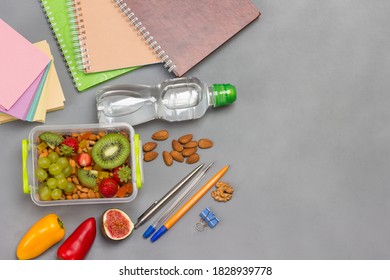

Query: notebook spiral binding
[66,0,91,72]
[39,0,81,87]
[114,0,177,73]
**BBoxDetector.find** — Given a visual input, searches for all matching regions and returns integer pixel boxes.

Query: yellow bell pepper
[16,213,65,260]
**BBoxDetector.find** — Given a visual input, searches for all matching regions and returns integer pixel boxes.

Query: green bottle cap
[213,84,237,107]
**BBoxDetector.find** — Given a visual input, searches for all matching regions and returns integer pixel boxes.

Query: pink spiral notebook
[115,0,261,77]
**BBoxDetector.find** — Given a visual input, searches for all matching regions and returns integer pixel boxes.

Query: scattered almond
[182,147,197,157]
[172,140,183,152]
[178,134,193,144]
[144,151,158,162]
[183,141,198,148]
[162,151,173,166]
[143,141,157,152]
[186,153,200,164]
[198,138,214,149]
[170,150,184,162]
[143,130,214,166]
[152,130,169,141]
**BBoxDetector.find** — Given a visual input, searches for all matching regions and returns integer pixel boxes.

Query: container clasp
[22,139,30,194]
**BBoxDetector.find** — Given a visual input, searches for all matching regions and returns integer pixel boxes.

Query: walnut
[211,181,234,202]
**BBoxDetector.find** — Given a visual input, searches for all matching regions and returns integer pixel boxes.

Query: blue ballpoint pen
[143,162,213,239]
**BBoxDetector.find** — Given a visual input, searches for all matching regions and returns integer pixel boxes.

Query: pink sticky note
[0,63,49,120]
[0,19,50,110]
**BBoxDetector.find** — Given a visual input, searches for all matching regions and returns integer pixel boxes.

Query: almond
[172,140,183,152]
[162,151,173,166]
[186,153,200,164]
[182,147,197,157]
[183,140,198,148]
[144,151,158,162]
[198,138,213,149]
[178,134,193,144]
[143,141,157,152]
[152,130,169,141]
[170,150,184,162]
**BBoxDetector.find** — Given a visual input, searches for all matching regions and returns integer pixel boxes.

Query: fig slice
[101,208,134,241]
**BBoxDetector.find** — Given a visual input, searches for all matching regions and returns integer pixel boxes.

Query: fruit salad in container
[22,123,143,206]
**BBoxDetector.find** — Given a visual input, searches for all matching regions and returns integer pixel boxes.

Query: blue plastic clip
[195,207,219,231]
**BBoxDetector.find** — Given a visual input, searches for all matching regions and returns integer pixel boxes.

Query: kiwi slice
[39,132,63,149]
[78,169,98,189]
[92,133,130,169]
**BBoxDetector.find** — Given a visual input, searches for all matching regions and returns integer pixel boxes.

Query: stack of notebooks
[40,0,261,92]
[0,19,65,124]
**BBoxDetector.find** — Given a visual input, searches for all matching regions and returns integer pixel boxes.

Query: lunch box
[22,122,143,206]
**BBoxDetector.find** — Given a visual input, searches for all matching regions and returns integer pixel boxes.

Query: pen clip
[137,200,158,220]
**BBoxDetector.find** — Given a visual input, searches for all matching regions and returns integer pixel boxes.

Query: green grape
[39,186,52,201]
[64,182,75,194]
[57,157,69,169]
[50,188,63,200]
[38,157,51,169]
[48,152,59,163]
[57,177,68,189]
[47,177,58,189]
[54,173,65,179]
[35,168,48,182]
[49,163,62,175]
[62,165,73,177]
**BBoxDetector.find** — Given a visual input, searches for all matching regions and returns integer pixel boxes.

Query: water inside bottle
[157,80,208,121]
[98,91,156,117]
[161,82,202,109]
[96,85,159,125]
[96,77,211,125]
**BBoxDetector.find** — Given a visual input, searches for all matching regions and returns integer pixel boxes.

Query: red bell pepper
[57,217,96,260]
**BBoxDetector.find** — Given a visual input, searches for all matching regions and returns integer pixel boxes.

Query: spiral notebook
[115,0,261,77]
[70,0,159,73]
[39,0,139,92]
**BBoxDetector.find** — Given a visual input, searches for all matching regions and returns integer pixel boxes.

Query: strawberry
[99,178,119,198]
[78,153,92,167]
[112,165,131,183]
[61,137,79,156]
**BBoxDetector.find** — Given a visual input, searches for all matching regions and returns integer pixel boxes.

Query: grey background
[1,0,390,260]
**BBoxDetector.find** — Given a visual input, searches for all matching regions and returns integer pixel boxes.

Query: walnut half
[211,181,234,202]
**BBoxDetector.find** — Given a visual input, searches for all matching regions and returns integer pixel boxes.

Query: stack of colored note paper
[0,19,65,124]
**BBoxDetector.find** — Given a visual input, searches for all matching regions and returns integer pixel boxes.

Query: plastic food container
[22,123,143,206]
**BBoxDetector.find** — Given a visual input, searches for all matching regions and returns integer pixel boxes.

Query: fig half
[101,208,134,241]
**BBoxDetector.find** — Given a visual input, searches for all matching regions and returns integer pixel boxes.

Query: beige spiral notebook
[71,0,159,73]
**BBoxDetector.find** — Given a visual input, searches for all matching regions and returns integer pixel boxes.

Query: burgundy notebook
[115,0,261,77]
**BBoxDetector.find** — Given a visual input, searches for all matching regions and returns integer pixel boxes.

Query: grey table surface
[1,0,390,260]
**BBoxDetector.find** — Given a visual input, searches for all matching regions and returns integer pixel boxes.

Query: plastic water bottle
[96,77,236,126]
